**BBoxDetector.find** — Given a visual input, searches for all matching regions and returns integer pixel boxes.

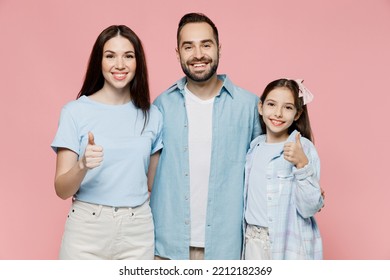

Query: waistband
[72,199,149,217]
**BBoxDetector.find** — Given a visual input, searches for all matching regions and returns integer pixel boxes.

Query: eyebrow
[104,50,135,54]
[265,99,295,106]
[181,39,214,46]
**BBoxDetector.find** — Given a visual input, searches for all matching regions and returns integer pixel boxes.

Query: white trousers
[59,200,154,260]
[244,224,272,260]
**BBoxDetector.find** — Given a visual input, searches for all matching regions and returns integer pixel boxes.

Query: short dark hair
[177,13,219,48]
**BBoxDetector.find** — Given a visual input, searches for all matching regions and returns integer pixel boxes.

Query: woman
[51,25,162,259]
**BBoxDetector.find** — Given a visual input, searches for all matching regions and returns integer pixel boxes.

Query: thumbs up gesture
[82,132,104,169]
[283,132,308,169]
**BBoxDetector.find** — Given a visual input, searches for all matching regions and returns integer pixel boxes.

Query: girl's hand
[81,132,103,169]
[283,132,308,169]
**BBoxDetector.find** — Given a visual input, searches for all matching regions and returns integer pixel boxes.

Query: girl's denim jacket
[243,130,324,259]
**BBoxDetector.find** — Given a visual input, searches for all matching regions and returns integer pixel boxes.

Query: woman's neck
[90,85,131,105]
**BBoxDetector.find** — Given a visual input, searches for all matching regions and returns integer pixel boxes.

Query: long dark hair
[260,78,314,142]
[77,25,150,123]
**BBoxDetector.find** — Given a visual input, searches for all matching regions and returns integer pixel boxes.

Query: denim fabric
[243,130,324,259]
[150,75,261,259]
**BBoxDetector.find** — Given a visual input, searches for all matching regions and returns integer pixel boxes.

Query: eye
[285,105,294,110]
[125,54,135,59]
[183,44,192,51]
[203,43,211,48]
[105,54,114,59]
[266,101,275,107]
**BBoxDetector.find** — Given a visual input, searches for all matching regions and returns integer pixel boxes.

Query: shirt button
[185,172,188,176]
[185,220,190,225]
[184,147,188,152]
[185,195,189,200]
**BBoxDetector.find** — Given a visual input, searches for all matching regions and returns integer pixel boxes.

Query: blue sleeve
[292,139,324,218]
[51,107,80,155]
[150,106,163,154]
[252,95,262,139]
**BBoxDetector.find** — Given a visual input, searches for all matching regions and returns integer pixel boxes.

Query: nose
[115,57,125,69]
[193,46,204,59]
[274,106,283,118]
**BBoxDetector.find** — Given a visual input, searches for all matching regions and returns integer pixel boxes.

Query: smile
[193,63,207,67]
[270,119,284,126]
[112,72,127,80]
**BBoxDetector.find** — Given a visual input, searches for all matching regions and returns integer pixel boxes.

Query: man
[150,13,261,260]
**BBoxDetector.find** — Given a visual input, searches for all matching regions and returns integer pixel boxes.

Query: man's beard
[180,57,219,82]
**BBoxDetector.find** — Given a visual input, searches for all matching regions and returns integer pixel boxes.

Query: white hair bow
[295,79,314,105]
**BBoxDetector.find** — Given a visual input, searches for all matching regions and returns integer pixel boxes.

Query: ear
[258,101,263,116]
[218,44,222,58]
[175,48,180,62]
[294,109,303,121]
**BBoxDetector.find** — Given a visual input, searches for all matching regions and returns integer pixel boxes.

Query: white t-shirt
[51,95,163,207]
[184,85,214,247]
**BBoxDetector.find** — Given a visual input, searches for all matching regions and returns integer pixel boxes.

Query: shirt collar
[287,130,299,142]
[248,130,299,155]
[166,74,234,98]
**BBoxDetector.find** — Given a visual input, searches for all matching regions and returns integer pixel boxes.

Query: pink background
[1,0,389,260]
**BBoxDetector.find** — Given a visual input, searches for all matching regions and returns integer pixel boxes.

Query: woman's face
[101,35,136,91]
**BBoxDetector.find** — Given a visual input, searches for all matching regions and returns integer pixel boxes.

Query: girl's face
[259,87,301,143]
[101,35,136,92]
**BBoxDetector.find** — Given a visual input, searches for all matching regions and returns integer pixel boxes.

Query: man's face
[176,22,220,82]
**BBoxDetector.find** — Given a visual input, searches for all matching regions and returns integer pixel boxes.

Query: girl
[243,78,324,260]
[51,25,163,259]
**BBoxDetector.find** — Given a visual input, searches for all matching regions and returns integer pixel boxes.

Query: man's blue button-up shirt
[150,75,261,259]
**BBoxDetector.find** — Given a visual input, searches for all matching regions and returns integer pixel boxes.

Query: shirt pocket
[276,170,293,180]
[66,203,95,225]
[276,170,294,196]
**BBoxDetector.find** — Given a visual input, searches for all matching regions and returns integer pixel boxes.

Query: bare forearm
[147,151,160,192]
[55,160,87,200]
[54,138,103,200]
